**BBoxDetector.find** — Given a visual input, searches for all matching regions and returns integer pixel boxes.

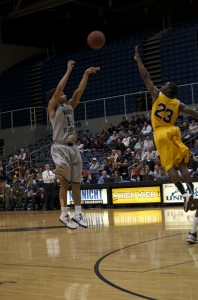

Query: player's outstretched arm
[134,45,158,101]
[69,66,100,109]
[179,102,198,118]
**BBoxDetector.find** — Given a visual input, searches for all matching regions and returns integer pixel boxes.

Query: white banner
[163,182,198,203]
[67,188,108,205]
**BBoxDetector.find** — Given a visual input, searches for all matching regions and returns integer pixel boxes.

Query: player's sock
[187,182,194,195]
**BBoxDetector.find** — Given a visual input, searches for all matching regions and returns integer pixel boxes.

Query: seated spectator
[141,164,154,181]
[76,140,84,153]
[98,171,110,184]
[143,136,154,151]
[24,177,41,210]
[118,159,130,179]
[157,166,169,180]
[18,148,26,161]
[114,138,126,152]
[89,157,100,173]
[134,148,143,162]
[12,181,25,209]
[99,158,112,176]
[123,148,134,165]
[82,170,98,184]
[189,119,198,139]
[141,146,157,171]
[108,149,120,162]
[113,170,123,183]
[192,139,198,156]
[107,130,119,146]
[0,179,14,210]
[125,167,139,182]
[36,167,44,187]
[141,121,152,135]
[122,132,131,148]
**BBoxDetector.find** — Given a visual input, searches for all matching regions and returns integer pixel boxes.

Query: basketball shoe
[59,214,79,229]
[183,193,193,212]
[72,213,88,228]
[187,232,197,244]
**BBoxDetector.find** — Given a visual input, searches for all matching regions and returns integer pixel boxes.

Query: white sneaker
[187,232,197,244]
[183,193,193,212]
[59,214,79,229]
[72,213,88,228]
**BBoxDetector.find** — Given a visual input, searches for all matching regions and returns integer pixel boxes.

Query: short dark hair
[47,88,56,102]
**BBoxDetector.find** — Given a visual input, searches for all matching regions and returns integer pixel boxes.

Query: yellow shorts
[154,126,189,172]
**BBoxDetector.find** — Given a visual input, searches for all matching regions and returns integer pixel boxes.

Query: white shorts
[51,143,82,183]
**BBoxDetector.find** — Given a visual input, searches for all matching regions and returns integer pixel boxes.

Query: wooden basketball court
[0,207,197,300]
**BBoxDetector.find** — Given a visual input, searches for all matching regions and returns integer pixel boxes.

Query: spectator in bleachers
[98,170,110,184]
[24,176,41,210]
[0,160,6,175]
[76,140,84,153]
[107,130,119,146]
[82,170,98,184]
[141,121,152,136]
[143,135,154,151]
[118,116,129,130]
[0,179,13,210]
[129,115,137,128]
[125,167,139,182]
[113,170,123,183]
[89,157,100,173]
[134,148,143,163]
[18,148,26,161]
[99,158,112,176]
[8,153,19,169]
[123,148,134,165]
[157,166,169,181]
[192,139,198,156]
[122,132,131,148]
[141,164,154,181]
[114,138,126,152]
[108,149,121,162]
[134,137,144,151]
[189,119,198,141]
[118,159,130,179]
[153,164,161,181]
[92,137,103,150]
[12,180,25,209]
[36,167,44,187]
[141,145,157,171]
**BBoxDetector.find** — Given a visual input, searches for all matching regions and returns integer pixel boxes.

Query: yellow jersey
[151,92,180,130]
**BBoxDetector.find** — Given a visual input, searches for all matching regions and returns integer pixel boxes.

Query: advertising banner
[163,182,198,204]
[67,188,108,205]
[112,186,161,204]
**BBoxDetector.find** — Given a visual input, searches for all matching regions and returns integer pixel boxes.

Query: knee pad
[54,165,69,182]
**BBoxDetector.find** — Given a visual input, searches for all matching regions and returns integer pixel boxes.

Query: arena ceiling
[0,0,197,49]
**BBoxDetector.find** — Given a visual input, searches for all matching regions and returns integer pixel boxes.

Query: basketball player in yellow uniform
[134,45,198,217]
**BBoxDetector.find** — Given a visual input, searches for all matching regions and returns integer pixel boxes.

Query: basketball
[87,31,105,49]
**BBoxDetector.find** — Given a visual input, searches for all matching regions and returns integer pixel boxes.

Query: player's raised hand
[67,60,75,71]
[134,45,140,62]
[85,67,100,74]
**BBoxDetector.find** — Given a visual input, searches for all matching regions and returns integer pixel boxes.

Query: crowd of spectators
[0,113,197,211]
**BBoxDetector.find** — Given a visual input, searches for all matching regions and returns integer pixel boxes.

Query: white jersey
[49,103,77,144]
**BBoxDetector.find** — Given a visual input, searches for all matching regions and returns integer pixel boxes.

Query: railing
[0,82,197,131]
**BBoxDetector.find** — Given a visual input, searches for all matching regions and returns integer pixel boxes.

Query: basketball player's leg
[167,165,194,212]
[178,161,198,211]
[187,209,198,244]
[70,148,88,228]
[58,177,79,229]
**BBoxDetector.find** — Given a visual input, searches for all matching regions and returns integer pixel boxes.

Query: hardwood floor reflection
[0,207,197,300]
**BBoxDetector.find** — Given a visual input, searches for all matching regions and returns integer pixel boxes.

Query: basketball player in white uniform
[48,60,100,229]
